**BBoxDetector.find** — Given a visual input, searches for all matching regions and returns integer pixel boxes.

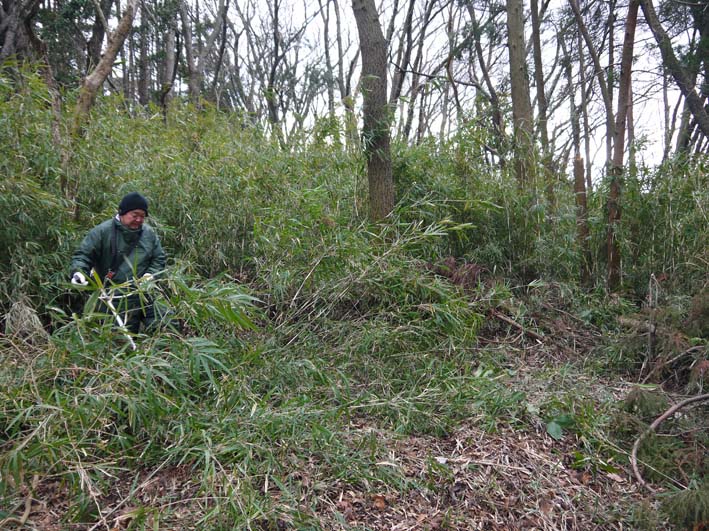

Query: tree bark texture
[160,26,177,117]
[352,0,395,221]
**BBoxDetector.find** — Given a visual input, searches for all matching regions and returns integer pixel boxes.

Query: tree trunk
[180,0,226,106]
[606,0,616,164]
[137,6,149,106]
[576,26,593,190]
[179,0,198,103]
[266,0,282,135]
[318,0,336,118]
[160,26,177,118]
[86,0,114,71]
[352,0,395,221]
[675,100,693,153]
[530,0,554,202]
[574,156,591,286]
[607,0,638,292]
[331,0,359,150]
[506,0,535,185]
[627,83,636,173]
[561,30,592,286]
[568,0,615,173]
[210,5,228,106]
[0,0,42,62]
[402,0,435,142]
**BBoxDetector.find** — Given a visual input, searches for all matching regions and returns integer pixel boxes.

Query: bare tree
[137,3,150,106]
[400,0,437,142]
[318,0,337,118]
[576,20,593,191]
[561,29,592,285]
[180,0,227,105]
[265,0,285,131]
[62,0,140,207]
[465,2,506,166]
[568,0,614,167]
[530,0,555,199]
[639,0,709,140]
[389,0,415,105]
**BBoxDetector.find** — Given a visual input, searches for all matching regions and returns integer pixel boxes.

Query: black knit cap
[118,192,149,215]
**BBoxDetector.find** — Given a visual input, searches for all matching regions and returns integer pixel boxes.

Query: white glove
[71,271,88,286]
[140,273,154,282]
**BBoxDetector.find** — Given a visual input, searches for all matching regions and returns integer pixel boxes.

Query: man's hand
[71,271,88,286]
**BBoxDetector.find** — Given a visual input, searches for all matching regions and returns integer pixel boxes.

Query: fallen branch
[491,309,545,343]
[631,393,709,491]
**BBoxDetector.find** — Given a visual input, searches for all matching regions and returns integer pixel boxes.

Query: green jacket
[71,217,166,284]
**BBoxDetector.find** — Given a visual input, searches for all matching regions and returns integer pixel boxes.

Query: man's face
[119,209,146,230]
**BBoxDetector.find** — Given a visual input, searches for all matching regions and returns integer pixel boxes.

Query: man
[71,192,166,333]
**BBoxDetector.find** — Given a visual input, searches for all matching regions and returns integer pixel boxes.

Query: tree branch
[631,393,709,491]
[639,0,709,138]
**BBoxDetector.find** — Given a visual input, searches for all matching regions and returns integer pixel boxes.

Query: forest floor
[3,292,707,531]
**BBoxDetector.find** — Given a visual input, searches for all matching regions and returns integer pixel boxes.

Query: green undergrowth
[1,68,708,529]
[0,272,522,528]
[3,268,705,527]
